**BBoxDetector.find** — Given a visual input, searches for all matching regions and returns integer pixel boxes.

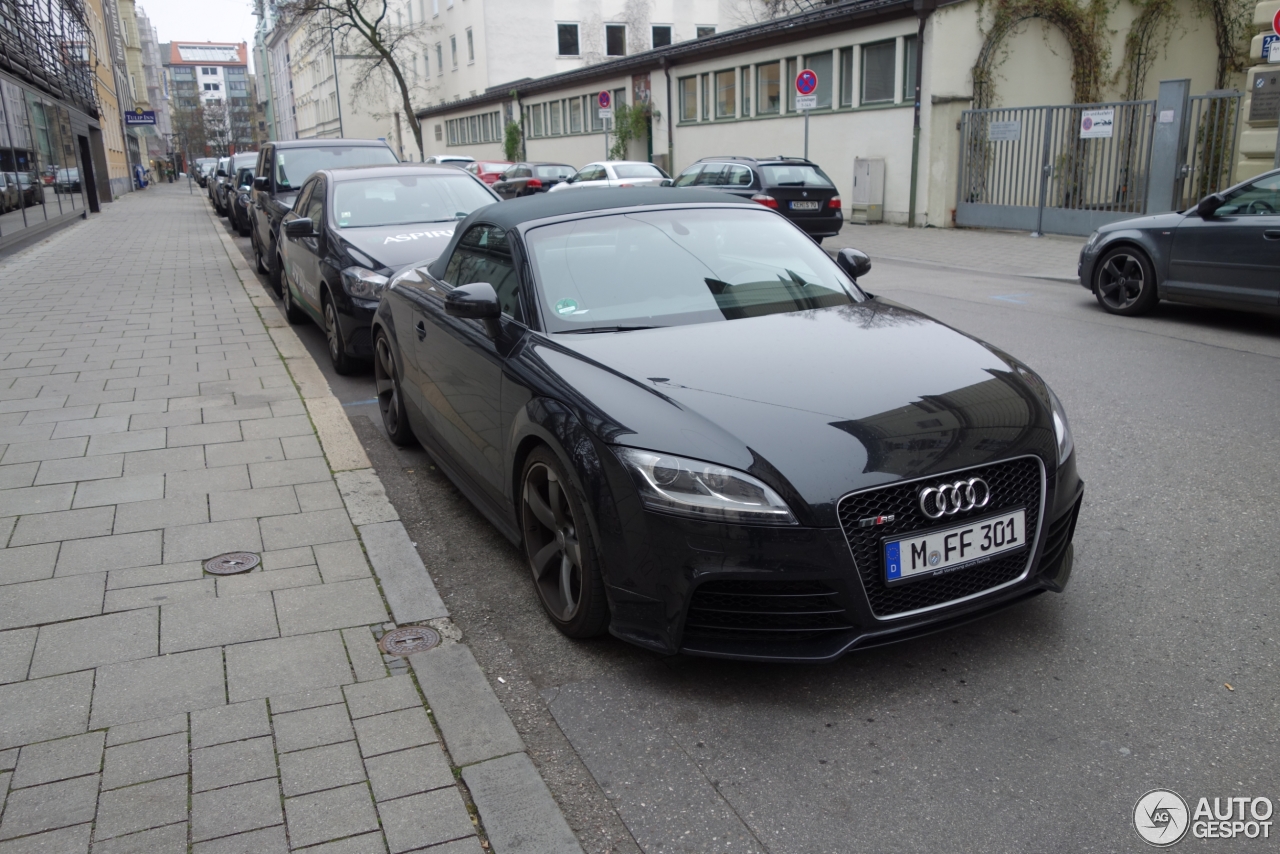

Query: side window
[673,165,702,187]
[292,181,314,215]
[303,178,325,225]
[693,164,729,186]
[727,164,753,186]
[1222,174,1280,216]
[442,225,523,323]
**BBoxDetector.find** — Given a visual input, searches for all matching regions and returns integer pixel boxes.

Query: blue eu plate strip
[884,541,901,582]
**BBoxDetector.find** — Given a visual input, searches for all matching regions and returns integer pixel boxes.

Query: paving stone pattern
[0,187,486,853]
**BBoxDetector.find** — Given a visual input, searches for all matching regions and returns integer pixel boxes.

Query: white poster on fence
[1079,109,1114,138]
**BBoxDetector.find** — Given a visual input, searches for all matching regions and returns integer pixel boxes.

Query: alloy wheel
[522,463,583,622]
[325,302,341,361]
[1096,252,1145,311]
[374,335,401,436]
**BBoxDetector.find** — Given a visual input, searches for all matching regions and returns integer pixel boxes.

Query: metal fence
[957,100,1157,236]
[1176,90,1242,210]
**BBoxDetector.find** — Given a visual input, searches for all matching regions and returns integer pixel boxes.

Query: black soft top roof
[425,187,756,278]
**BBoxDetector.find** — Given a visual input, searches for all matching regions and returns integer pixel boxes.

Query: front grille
[837,456,1047,618]
[682,579,854,644]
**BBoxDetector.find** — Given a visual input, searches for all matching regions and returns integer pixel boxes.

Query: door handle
[415,321,427,340]
[1265,230,1280,240]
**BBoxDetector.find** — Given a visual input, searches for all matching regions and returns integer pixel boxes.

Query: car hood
[336,224,458,270]
[1098,210,1186,233]
[529,300,1055,526]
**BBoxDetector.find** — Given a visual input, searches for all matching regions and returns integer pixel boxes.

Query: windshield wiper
[784,268,811,288]
[560,326,661,334]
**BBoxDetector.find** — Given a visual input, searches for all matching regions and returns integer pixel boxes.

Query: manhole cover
[203,552,262,576]
[379,626,440,656]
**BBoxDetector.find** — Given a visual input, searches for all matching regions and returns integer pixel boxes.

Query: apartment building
[164,42,255,154]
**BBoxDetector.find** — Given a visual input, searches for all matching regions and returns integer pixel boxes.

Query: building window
[569,97,582,132]
[466,28,474,62]
[741,66,751,115]
[696,26,715,38]
[532,104,544,136]
[714,70,735,119]
[550,100,562,134]
[435,123,442,140]
[757,62,780,114]
[557,23,579,56]
[605,24,626,56]
[424,49,431,78]
[450,35,457,68]
[803,52,832,108]
[903,35,918,102]
[651,25,671,48]
[436,43,443,74]
[785,58,797,111]
[700,74,710,120]
[861,40,896,104]
[590,99,604,131]
[839,47,854,107]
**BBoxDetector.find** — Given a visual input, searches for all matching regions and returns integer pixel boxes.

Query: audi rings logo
[918,478,992,519]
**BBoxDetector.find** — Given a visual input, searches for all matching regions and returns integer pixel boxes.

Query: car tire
[238,216,251,238]
[323,293,357,375]
[268,246,283,297]
[282,274,306,325]
[253,232,269,274]
[520,447,610,639]
[1094,246,1158,316]
[373,330,415,447]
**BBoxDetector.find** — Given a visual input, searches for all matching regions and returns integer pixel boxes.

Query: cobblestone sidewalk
[0,185,580,853]
[828,222,1086,280]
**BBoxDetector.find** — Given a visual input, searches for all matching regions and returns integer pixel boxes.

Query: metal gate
[1176,90,1242,210]
[957,100,1156,236]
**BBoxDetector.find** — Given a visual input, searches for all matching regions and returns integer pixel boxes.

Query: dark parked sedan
[672,156,843,242]
[491,162,575,199]
[371,188,1083,662]
[230,167,255,237]
[1079,168,1280,316]
[277,164,499,373]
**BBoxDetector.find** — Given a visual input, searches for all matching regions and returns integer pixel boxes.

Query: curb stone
[205,205,585,854]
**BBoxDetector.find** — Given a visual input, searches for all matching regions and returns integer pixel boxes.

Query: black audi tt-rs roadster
[371,188,1083,662]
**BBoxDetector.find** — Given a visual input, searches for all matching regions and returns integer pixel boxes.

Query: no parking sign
[795,69,818,110]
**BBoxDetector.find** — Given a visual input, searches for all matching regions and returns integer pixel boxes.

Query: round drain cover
[203,552,262,576]
[379,626,440,656]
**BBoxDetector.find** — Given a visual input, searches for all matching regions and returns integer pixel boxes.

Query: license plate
[883,509,1027,586]
[789,200,821,211]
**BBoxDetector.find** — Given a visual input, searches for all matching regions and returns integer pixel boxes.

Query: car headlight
[341,266,389,300]
[1047,387,1074,465]
[615,447,797,525]
[1083,230,1100,251]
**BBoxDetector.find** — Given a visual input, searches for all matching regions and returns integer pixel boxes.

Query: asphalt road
[216,207,1280,853]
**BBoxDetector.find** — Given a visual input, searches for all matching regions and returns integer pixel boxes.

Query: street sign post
[599,91,612,157]
[795,69,818,158]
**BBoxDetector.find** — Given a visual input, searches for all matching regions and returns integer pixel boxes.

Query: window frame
[902,34,918,103]
[450,35,458,68]
[557,23,580,57]
[714,68,735,119]
[466,28,474,63]
[678,76,697,122]
[651,24,672,48]
[756,61,780,115]
[860,39,896,105]
[605,23,627,57]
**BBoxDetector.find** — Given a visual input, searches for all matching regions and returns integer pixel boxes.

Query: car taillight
[829,196,842,210]
[751,193,778,208]
[526,178,542,189]
[619,183,635,188]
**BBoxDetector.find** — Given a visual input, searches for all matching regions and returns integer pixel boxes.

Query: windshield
[760,164,833,187]
[275,146,398,190]
[332,174,495,228]
[235,167,254,187]
[535,165,574,180]
[613,164,665,179]
[526,208,862,332]
[231,153,257,171]
[479,162,509,173]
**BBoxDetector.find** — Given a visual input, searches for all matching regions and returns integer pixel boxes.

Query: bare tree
[203,101,231,156]
[724,0,836,27]
[170,100,208,162]
[275,0,436,160]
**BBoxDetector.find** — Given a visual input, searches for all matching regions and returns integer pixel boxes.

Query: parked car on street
[370,188,1083,661]
[463,160,513,186]
[0,172,19,212]
[230,166,255,237]
[1079,168,1280,317]
[195,158,218,187]
[208,157,230,206]
[424,155,475,166]
[16,171,43,206]
[548,161,670,192]
[673,156,843,243]
[277,164,500,373]
[250,138,400,296]
[491,162,575,199]
[54,168,81,194]
[216,152,257,217]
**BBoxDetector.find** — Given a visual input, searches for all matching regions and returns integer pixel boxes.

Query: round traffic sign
[1274,6,1280,34]
[795,69,818,96]
[598,91,611,109]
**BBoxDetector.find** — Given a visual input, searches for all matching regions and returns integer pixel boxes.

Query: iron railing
[1177,90,1242,209]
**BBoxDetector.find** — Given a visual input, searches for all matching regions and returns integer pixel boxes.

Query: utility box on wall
[850,158,884,224]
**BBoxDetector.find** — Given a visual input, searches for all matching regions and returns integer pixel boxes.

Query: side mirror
[660,178,674,187]
[445,282,500,320]
[253,175,270,191]
[283,217,314,238]
[216,169,227,177]
[1195,192,1225,219]
[836,247,872,280]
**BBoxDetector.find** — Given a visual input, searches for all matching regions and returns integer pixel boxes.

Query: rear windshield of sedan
[613,164,665,179]
[274,146,398,190]
[535,165,575,180]
[332,175,496,228]
[478,162,509,173]
[760,164,833,187]
[526,208,862,332]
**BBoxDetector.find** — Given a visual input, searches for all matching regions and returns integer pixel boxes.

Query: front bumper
[603,456,1084,663]
[334,294,378,358]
